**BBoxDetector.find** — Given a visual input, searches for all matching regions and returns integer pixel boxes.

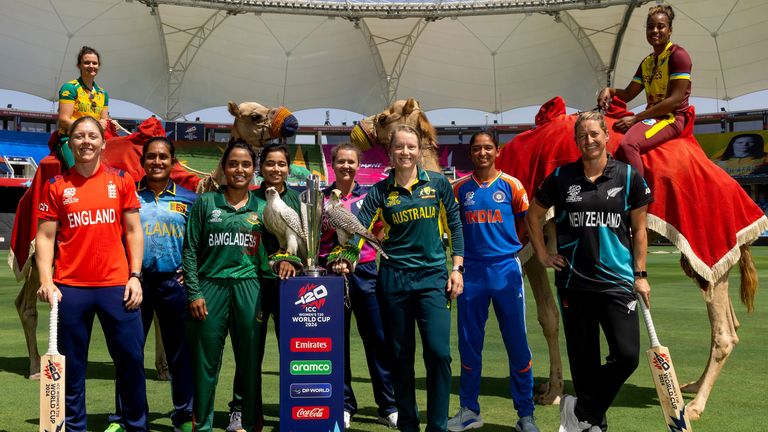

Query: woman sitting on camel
[597,4,691,177]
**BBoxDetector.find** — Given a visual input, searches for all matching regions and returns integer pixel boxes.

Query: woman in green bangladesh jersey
[355,124,464,432]
[182,140,268,432]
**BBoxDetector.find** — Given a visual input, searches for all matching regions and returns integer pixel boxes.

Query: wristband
[633,270,647,278]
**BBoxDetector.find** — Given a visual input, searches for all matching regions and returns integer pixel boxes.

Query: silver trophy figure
[301,174,324,276]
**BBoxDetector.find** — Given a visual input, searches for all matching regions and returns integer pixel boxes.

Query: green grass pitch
[0,247,765,431]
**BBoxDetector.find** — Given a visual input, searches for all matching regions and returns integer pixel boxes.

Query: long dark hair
[140,136,176,165]
[721,133,765,160]
[258,142,292,170]
[221,139,257,170]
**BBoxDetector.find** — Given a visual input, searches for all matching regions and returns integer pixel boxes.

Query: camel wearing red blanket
[497,96,768,420]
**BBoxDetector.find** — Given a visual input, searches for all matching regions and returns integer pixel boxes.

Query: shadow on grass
[0,356,30,378]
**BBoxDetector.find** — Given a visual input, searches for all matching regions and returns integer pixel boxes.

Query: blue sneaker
[447,407,484,431]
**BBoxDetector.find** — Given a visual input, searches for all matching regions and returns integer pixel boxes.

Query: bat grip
[48,292,60,355]
[637,293,661,348]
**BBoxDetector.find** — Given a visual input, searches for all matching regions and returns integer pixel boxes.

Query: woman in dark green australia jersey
[355,124,464,432]
[182,140,268,432]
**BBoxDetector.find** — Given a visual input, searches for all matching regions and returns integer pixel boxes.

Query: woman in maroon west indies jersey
[36,116,147,432]
[596,4,692,177]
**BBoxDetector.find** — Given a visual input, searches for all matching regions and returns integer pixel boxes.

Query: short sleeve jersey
[137,178,198,274]
[453,172,529,259]
[39,165,140,287]
[319,182,379,264]
[534,158,653,294]
[357,168,464,270]
[632,42,692,115]
[58,77,109,134]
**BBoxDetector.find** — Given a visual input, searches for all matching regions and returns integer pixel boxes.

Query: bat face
[646,346,691,432]
[40,353,65,432]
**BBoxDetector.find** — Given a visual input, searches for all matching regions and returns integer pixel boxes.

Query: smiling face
[224,148,255,190]
[390,130,420,171]
[333,149,360,184]
[260,149,290,188]
[78,53,100,81]
[646,12,672,50]
[469,134,498,171]
[142,140,174,184]
[69,118,105,164]
[575,119,608,162]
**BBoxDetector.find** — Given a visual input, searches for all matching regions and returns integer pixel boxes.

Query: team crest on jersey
[463,191,475,206]
[566,185,582,203]
[169,202,187,214]
[107,181,117,199]
[386,191,400,207]
[606,186,624,199]
[246,212,260,225]
[418,186,436,199]
[492,191,506,203]
[641,118,657,126]
[61,90,71,97]
[62,187,79,205]
[210,209,223,223]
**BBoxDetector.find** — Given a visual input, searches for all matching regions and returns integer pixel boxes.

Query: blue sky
[2,88,766,127]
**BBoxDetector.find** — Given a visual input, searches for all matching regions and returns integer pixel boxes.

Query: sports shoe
[344,410,351,429]
[174,421,194,432]
[226,410,245,432]
[515,415,540,432]
[447,406,484,431]
[587,427,602,432]
[377,411,398,429]
[104,423,125,432]
[558,395,592,432]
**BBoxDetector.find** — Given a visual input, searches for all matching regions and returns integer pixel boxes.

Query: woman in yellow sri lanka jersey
[56,46,110,169]
[596,5,692,177]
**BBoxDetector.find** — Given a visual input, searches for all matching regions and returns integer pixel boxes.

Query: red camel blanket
[9,117,202,279]
[497,96,768,283]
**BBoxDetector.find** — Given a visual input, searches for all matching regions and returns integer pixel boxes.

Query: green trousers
[378,266,452,432]
[187,278,262,432]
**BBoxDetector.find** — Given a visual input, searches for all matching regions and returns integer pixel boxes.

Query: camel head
[228,101,299,148]
[350,98,440,171]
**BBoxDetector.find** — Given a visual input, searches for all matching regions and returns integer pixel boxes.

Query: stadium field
[0,247,764,431]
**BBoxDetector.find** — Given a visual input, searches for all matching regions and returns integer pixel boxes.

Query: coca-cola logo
[292,406,330,420]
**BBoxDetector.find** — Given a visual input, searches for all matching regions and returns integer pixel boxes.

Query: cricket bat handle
[48,292,60,356]
[637,293,661,348]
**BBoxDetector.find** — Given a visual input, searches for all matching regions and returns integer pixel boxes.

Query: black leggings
[560,289,640,426]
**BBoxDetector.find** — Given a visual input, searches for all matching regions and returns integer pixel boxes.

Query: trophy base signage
[280,276,344,432]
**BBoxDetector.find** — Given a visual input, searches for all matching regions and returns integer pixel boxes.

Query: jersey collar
[77,76,103,94]
[471,171,502,188]
[386,167,429,191]
[137,177,176,196]
[324,181,362,198]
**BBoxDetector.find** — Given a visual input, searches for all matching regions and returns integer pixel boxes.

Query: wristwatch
[130,271,143,282]
[633,270,648,278]
[452,265,465,274]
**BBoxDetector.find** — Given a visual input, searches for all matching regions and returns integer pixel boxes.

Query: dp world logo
[290,360,332,375]
[295,283,328,310]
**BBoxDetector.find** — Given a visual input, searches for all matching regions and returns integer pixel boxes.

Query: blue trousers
[343,261,397,418]
[457,257,534,418]
[58,285,148,432]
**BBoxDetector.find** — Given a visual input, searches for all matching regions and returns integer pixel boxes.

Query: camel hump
[535,96,566,126]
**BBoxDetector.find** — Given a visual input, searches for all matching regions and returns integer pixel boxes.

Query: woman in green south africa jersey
[352,124,465,432]
[182,140,268,432]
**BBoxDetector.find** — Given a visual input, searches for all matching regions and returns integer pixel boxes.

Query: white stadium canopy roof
[1,0,766,119]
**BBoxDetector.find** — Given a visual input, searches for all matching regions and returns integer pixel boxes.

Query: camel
[351,98,441,172]
[10,100,298,380]
[495,96,767,420]
[348,98,565,405]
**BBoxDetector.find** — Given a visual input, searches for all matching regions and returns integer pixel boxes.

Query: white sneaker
[447,406,484,431]
[587,427,602,432]
[226,411,245,432]
[344,410,351,429]
[558,395,592,432]
[377,411,398,429]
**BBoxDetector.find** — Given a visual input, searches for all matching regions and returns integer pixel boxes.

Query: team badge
[107,181,117,199]
[641,118,657,126]
[566,185,582,203]
[418,186,436,199]
[210,209,223,223]
[492,191,506,203]
[463,191,475,206]
[246,212,260,225]
[386,191,400,207]
[606,186,624,199]
[61,90,70,97]
[169,201,188,214]
[62,187,79,205]
[39,202,49,212]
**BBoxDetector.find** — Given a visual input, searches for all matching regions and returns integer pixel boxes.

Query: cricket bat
[40,292,65,432]
[637,294,692,432]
